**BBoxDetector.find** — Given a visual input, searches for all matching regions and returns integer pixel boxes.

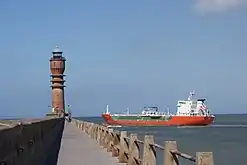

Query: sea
[76,114,247,165]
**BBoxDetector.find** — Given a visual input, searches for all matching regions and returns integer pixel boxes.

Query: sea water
[77,114,247,165]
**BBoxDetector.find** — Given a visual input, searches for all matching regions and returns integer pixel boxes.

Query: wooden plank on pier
[57,122,124,165]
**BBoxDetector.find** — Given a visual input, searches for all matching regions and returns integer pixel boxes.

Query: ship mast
[126,107,130,114]
[106,104,109,114]
[167,106,170,115]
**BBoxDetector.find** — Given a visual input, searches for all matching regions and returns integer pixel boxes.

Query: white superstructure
[176,91,211,116]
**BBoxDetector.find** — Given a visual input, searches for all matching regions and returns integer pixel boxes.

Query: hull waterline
[101,114,214,126]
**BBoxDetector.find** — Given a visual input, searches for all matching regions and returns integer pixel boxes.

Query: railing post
[83,122,85,131]
[94,125,97,140]
[87,122,89,134]
[112,132,120,157]
[103,129,109,148]
[164,141,178,165]
[85,122,88,133]
[99,127,104,146]
[127,133,140,165]
[196,152,214,165]
[93,124,97,140]
[119,131,128,163]
[83,122,86,132]
[89,123,93,137]
[107,129,114,152]
[91,124,94,139]
[142,135,156,165]
[102,128,108,147]
[82,122,85,132]
[90,124,92,135]
[97,126,101,143]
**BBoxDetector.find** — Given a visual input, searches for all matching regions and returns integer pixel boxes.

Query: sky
[0,0,247,118]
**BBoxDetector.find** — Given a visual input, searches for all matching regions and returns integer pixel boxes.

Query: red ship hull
[101,114,215,126]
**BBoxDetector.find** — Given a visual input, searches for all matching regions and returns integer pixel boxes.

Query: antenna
[188,90,196,100]
[192,90,195,96]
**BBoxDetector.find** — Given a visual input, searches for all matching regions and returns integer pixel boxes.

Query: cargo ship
[101,91,215,126]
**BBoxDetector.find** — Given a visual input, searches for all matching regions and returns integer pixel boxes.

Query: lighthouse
[50,46,66,115]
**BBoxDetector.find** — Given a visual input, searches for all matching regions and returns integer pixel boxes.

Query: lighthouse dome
[52,46,63,55]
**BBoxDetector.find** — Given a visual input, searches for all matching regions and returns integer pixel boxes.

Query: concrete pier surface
[57,121,123,165]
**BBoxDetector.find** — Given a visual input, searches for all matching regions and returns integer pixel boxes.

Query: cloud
[194,0,247,13]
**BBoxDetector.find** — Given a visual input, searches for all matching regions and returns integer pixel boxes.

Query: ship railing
[72,119,214,165]
[175,113,213,117]
[111,113,169,117]
[111,114,140,116]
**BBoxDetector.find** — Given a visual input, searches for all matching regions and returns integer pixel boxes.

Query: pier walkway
[57,121,122,165]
